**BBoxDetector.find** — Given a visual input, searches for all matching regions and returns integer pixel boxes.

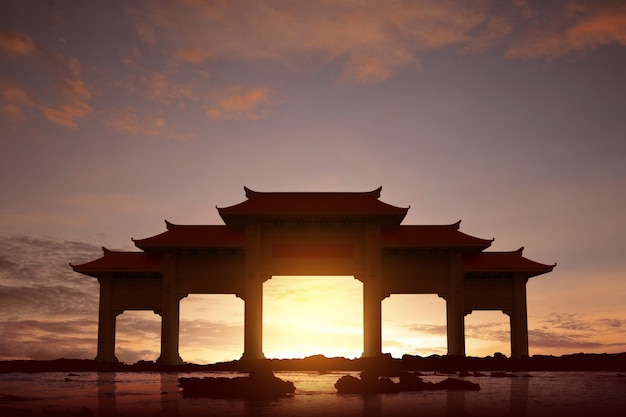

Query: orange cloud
[1,103,26,122]
[505,2,626,59]
[123,60,195,106]
[0,28,36,55]
[207,85,274,121]
[103,107,165,136]
[174,47,214,63]
[127,0,493,83]
[146,72,194,105]
[127,0,626,83]
[1,81,30,104]
[0,81,33,122]
[41,78,92,128]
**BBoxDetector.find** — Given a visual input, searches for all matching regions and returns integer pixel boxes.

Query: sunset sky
[1,0,625,364]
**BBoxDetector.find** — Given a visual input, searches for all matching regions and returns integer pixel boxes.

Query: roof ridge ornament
[243,185,384,199]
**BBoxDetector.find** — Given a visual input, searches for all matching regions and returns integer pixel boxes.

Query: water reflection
[161,372,181,417]
[96,372,116,416]
[363,394,382,416]
[92,372,535,417]
[508,376,530,417]
[446,390,468,416]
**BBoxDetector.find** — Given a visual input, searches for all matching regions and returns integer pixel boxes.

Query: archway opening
[179,294,243,364]
[263,276,363,359]
[382,294,447,357]
[115,310,160,364]
[465,310,510,357]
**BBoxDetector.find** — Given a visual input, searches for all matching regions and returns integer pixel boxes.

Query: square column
[241,221,265,361]
[241,277,265,360]
[446,252,465,356]
[95,276,120,362]
[508,277,529,358]
[157,252,183,364]
[362,222,383,358]
[362,279,383,357]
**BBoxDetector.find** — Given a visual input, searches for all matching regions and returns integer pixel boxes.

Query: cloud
[126,0,626,85]
[0,237,102,359]
[0,319,97,360]
[464,312,626,354]
[103,107,165,137]
[0,76,93,129]
[0,28,37,56]
[406,323,449,336]
[0,27,90,127]
[121,59,196,106]
[127,0,493,84]
[1,103,26,122]
[0,79,34,122]
[505,1,626,59]
[40,78,92,128]
[207,85,275,121]
[174,47,214,64]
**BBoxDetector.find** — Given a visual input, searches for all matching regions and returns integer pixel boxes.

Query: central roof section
[217,186,409,226]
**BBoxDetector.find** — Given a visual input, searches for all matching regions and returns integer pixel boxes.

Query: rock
[435,378,480,391]
[335,372,480,394]
[178,371,295,399]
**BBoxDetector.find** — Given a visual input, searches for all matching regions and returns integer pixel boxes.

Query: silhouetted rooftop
[133,222,245,250]
[217,186,408,226]
[70,248,162,278]
[464,248,555,278]
[381,222,493,251]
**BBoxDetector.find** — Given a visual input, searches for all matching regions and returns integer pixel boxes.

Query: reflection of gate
[72,187,554,364]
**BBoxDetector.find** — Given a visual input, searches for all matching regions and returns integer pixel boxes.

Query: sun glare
[263,276,363,359]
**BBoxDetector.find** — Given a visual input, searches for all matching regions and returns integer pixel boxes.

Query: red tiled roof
[71,248,162,278]
[133,222,244,249]
[217,187,408,226]
[464,248,555,277]
[382,222,493,250]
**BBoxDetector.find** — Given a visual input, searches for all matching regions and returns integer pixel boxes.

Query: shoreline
[1,352,625,373]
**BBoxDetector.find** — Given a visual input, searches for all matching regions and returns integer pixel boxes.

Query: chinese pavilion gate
[72,187,554,364]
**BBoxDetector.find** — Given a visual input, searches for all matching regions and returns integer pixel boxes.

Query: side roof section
[133,221,245,250]
[382,221,493,251]
[464,247,556,278]
[70,248,163,279]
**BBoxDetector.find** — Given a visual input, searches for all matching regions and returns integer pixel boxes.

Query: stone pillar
[95,276,120,362]
[241,221,265,361]
[362,221,383,358]
[507,277,529,358]
[362,279,383,357]
[157,252,183,364]
[241,277,265,360]
[446,252,465,356]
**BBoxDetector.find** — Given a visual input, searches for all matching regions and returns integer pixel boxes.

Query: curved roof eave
[70,247,163,277]
[464,249,556,277]
[133,221,245,249]
[217,186,409,226]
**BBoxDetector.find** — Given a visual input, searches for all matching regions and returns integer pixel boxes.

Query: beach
[1,370,625,417]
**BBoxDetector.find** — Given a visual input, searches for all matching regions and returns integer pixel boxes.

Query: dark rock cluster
[334,371,480,394]
[178,369,296,399]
